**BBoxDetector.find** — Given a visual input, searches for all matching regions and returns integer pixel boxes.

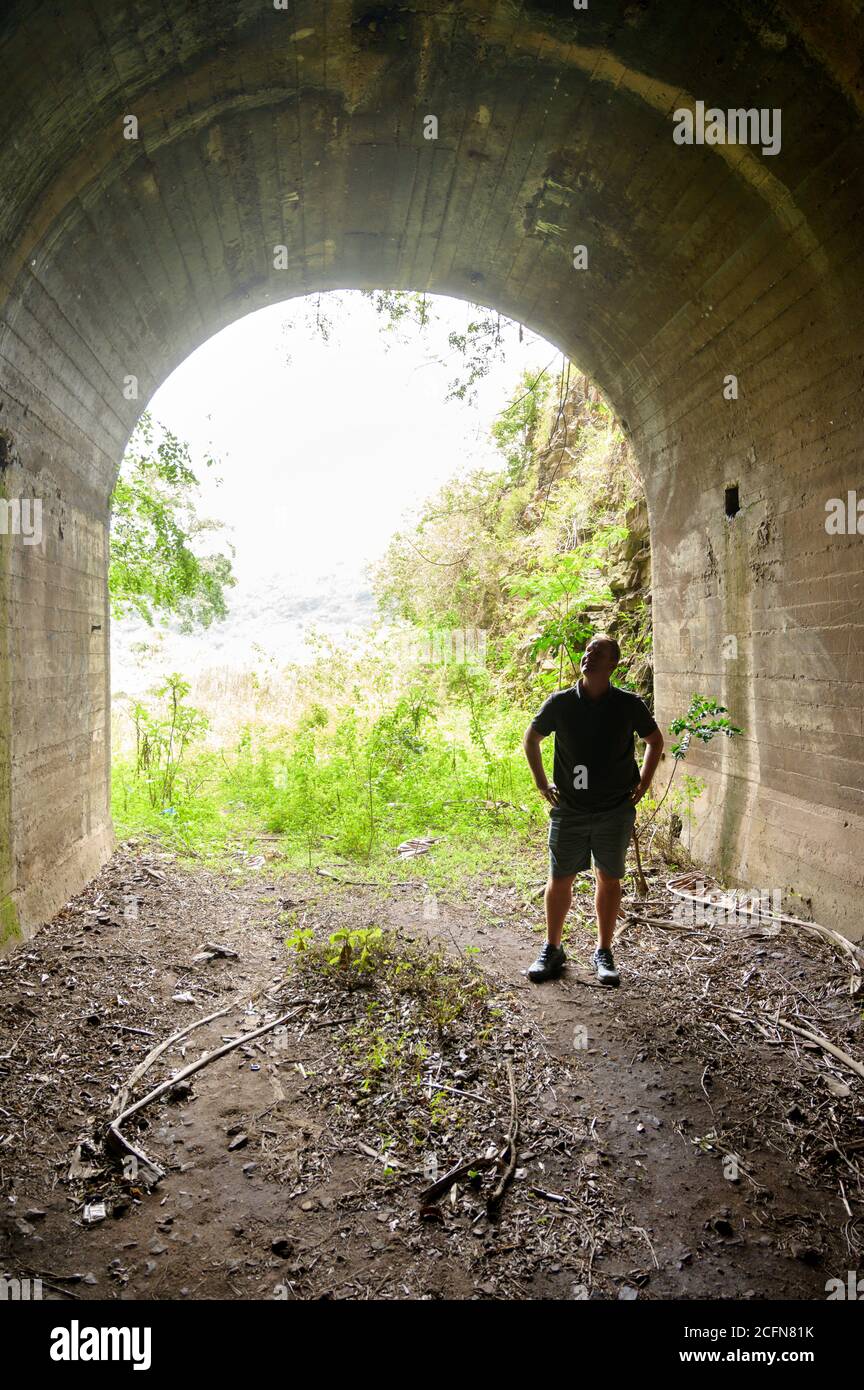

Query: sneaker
[527,942,566,982]
[592,946,620,987]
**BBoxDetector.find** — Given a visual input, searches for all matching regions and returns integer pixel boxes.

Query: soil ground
[1,844,860,1302]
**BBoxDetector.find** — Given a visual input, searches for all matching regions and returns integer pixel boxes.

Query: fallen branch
[418,1153,498,1206]
[705,1003,864,1082]
[486,1059,519,1216]
[666,874,864,995]
[357,1141,420,1174]
[625,914,700,932]
[315,867,380,886]
[111,1002,235,1115]
[1,1021,33,1060]
[107,1001,313,1175]
[529,1186,584,1216]
[773,1016,864,1084]
[422,1075,497,1107]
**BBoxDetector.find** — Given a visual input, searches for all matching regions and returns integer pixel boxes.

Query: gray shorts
[548,800,637,880]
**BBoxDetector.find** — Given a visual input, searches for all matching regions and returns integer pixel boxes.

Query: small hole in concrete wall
[725,484,740,518]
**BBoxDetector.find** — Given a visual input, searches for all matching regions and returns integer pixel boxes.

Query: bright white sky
[114,291,558,685]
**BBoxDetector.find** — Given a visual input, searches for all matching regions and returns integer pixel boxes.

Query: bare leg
[594,866,622,949]
[545,874,576,947]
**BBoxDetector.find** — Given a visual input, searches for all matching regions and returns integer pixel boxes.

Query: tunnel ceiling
[0,1,861,497]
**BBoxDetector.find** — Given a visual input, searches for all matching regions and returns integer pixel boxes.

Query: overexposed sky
[148,291,554,583]
[114,291,558,683]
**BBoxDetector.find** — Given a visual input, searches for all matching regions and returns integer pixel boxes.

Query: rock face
[532,376,654,696]
[2,2,864,939]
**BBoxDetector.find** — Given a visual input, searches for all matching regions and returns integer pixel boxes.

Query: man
[523,634,664,986]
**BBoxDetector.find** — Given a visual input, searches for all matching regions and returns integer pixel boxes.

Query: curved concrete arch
[1,0,862,941]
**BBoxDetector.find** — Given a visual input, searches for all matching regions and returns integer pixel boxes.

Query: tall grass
[111,635,550,888]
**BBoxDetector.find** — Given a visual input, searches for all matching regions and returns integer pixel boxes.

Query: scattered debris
[395,837,440,859]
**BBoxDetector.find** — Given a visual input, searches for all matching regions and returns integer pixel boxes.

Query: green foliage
[110,412,236,629]
[490,368,553,483]
[111,643,550,877]
[669,695,745,759]
[284,923,314,952]
[444,309,508,402]
[326,925,384,973]
[505,536,624,674]
[360,290,516,403]
[111,365,657,887]
[361,289,432,331]
[131,673,209,810]
[371,363,651,707]
[635,693,744,863]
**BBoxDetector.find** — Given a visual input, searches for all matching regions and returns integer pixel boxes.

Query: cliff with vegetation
[373,364,653,703]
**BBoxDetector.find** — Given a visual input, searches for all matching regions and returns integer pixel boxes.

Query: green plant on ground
[132,673,209,810]
[326,925,384,973]
[632,694,744,889]
[284,923,314,953]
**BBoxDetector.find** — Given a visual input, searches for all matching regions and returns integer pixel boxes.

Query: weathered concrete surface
[0,1,863,939]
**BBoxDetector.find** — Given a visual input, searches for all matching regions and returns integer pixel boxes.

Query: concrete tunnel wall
[0,0,863,944]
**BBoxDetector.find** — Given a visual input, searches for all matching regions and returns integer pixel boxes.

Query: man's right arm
[523,724,561,806]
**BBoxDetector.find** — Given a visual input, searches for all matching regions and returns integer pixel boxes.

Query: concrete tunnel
[0,0,862,946]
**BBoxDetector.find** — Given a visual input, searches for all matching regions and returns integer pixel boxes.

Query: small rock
[167,1080,193,1103]
[792,1244,822,1266]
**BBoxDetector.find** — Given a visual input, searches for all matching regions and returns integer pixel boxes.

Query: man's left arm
[632,728,664,803]
[630,698,665,804]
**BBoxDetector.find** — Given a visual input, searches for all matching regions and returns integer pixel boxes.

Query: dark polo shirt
[530,681,658,812]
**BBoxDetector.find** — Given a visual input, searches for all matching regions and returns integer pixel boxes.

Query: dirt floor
[1,842,861,1301]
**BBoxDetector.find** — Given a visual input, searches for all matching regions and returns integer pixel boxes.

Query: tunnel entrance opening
[107,288,654,881]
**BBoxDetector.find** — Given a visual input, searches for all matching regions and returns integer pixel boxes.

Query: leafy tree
[132,673,209,809]
[505,530,626,681]
[490,368,553,483]
[110,412,236,630]
[360,290,520,404]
